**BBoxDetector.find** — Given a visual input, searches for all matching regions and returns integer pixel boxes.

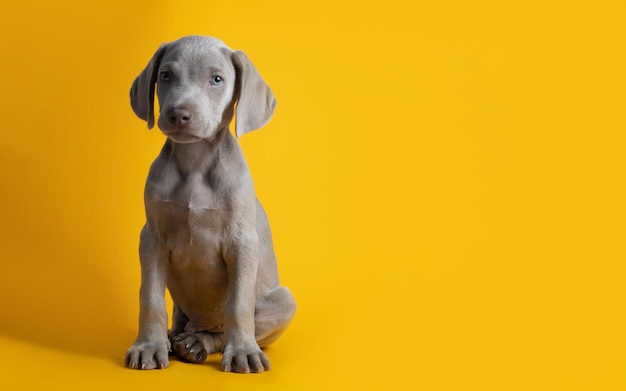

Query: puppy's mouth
[162,130,203,144]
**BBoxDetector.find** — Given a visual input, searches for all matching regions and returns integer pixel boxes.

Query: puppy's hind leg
[171,331,224,364]
[169,303,223,364]
[255,286,297,348]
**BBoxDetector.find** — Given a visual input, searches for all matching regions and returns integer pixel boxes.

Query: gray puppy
[125,36,296,374]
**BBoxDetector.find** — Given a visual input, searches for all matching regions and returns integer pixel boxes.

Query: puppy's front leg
[222,229,270,373]
[125,225,170,370]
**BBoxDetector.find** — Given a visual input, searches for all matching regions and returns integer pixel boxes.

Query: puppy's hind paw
[171,332,208,364]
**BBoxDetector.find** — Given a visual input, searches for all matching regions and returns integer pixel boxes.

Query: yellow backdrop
[0,0,624,389]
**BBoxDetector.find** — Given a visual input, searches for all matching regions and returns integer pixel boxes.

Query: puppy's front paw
[221,343,271,374]
[125,340,170,370]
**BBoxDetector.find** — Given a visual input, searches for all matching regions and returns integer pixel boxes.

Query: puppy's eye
[210,75,223,86]
[159,71,170,81]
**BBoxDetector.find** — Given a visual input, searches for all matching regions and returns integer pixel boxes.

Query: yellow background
[0,0,624,389]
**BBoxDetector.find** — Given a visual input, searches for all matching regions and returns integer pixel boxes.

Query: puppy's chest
[146,173,228,243]
[162,172,219,210]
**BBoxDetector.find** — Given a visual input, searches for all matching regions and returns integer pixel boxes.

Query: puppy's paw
[171,332,208,364]
[221,342,271,374]
[125,340,170,370]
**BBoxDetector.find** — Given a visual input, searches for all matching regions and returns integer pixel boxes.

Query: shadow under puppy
[125,35,296,374]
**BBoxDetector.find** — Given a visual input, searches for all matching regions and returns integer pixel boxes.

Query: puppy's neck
[166,127,230,178]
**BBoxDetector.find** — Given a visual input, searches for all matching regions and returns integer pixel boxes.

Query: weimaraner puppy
[125,36,296,373]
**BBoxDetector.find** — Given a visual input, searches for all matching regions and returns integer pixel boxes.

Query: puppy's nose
[167,108,192,127]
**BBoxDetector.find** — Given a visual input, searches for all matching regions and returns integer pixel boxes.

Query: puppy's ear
[130,44,167,129]
[232,50,277,137]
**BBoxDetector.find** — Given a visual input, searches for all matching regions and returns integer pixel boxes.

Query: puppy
[125,36,296,374]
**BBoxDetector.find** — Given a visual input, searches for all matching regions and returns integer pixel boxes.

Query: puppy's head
[130,36,276,142]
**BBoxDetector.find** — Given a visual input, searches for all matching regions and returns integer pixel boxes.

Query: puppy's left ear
[232,50,277,137]
[130,43,168,129]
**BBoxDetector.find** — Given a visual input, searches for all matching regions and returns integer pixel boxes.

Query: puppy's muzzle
[167,107,193,128]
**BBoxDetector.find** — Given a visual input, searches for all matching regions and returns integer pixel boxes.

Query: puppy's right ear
[130,44,167,129]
